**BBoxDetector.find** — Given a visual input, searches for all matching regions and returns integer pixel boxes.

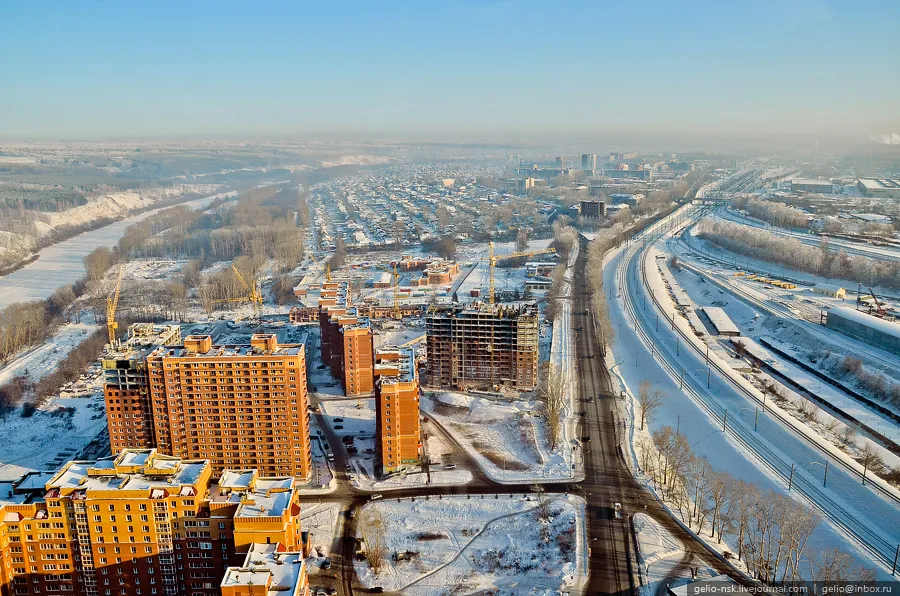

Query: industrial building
[790,179,834,194]
[318,282,375,397]
[426,302,539,391]
[144,334,312,479]
[701,307,741,337]
[825,307,900,357]
[811,285,847,299]
[220,543,309,596]
[374,346,421,475]
[857,178,900,199]
[0,449,304,596]
[580,200,606,220]
[102,323,182,454]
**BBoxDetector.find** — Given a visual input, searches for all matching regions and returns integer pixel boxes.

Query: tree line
[699,219,900,290]
[636,420,875,582]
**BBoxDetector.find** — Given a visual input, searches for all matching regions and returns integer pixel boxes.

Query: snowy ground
[354,494,586,595]
[0,321,99,386]
[422,391,580,484]
[299,501,343,559]
[0,390,107,473]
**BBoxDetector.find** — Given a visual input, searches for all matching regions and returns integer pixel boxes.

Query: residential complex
[373,346,421,475]
[318,282,375,397]
[0,449,303,596]
[425,302,540,391]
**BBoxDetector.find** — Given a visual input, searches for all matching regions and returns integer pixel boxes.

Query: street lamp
[809,461,829,488]
[740,406,759,432]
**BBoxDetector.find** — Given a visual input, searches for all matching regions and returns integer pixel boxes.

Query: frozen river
[0,193,227,308]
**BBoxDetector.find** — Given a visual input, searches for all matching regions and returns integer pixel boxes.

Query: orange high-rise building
[374,346,421,475]
[0,450,303,596]
[145,334,312,480]
[318,282,375,397]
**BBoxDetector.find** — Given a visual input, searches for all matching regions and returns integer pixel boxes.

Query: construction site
[425,302,540,391]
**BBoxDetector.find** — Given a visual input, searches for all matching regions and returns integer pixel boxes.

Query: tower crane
[480,244,557,304]
[231,264,263,317]
[106,264,125,346]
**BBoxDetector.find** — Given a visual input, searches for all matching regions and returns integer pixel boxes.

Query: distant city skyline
[1,0,898,142]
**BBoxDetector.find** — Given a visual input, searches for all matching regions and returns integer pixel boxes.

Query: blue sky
[1,0,898,140]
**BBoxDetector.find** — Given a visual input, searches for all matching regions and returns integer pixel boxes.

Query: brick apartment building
[0,449,304,596]
[318,282,375,398]
[373,346,421,475]
[425,303,540,391]
[102,324,182,454]
[102,327,312,480]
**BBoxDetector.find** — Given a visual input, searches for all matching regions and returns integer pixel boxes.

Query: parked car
[322,558,331,570]
[443,463,457,470]
[334,425,343,430]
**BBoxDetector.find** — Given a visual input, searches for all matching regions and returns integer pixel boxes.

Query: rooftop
[221,543,306,594]
[212,471,296,519]
[45,449,208,496]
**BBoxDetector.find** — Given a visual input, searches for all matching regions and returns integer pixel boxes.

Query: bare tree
[637,380,663,430]
[539,362,567,450]
[516,228,529,252]
[358,507,389,576]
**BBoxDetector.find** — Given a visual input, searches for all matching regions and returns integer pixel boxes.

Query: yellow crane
[484,243,557,304]
[230,264,263,317]
[106,264,125,345]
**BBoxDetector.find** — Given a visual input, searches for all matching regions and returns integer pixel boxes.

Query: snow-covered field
[354,494,586,595]
[0,391,106,473]
[422,391,578,483]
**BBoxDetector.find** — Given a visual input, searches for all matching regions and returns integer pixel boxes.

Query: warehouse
[701,307,741,337]
[811,284,847,299]
[825,307,900,357]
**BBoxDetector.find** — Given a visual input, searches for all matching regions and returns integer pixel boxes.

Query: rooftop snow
[828,307,900,342]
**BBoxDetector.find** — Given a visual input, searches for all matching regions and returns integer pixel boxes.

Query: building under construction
[426,302,539,391]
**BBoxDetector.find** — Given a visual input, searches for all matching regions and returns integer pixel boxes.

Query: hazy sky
[1,0,898,141]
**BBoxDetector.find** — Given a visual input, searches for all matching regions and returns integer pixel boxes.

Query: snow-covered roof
[828,307,900,341]
[221,543,306,594]
[701,307,741,335]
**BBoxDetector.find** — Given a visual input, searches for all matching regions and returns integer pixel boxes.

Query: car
[327,589,337,595]
[581,436,591,442]
[347,446,358,454]
[443,463,457,470]
[322,558,331,569]
[342,436,355,445]
[614,502,623,519]
[334,425,343,430]
[371,494,383,500]
[334,417,344,423]
[370,589,384,594]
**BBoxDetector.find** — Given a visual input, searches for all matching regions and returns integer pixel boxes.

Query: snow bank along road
[612,204,900,571]
[0,192,227,308]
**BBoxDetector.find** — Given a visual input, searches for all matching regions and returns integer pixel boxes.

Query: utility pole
[788,464,795,491]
